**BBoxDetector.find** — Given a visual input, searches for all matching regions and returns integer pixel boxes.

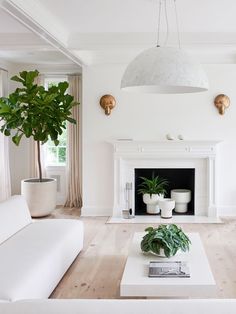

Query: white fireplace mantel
[110,140,221,157]
[110,140,221,218]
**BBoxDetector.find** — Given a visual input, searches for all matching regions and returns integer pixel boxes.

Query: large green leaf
[11,75,24,84]
[0,103,11,114]
[58,81,69,94]
[12,133,23,146]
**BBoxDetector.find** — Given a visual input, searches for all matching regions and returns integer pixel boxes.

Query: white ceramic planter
[171,189,191,213]
[21,178,57,217]
[142,193,163,214]
[144,247,180,258]
[146,248,166,258]
[159,198,175,219]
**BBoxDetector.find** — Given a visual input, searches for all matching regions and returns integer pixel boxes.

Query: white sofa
[0,195,83,302]
[0,299,236,314]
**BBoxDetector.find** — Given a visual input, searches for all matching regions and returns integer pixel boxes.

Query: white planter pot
[142,193,163,214]
[148,248,166,258]
[145,248,180,258]
[171,189,191,213]
[159,198,175,219]
[21,178,57,217]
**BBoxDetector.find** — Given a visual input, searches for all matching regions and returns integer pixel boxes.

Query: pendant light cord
[156,0,162,47]
[164,0,169,46]
[174,0,181,49]
[156,0,181,48]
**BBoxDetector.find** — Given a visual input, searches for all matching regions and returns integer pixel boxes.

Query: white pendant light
[121,0,209,94]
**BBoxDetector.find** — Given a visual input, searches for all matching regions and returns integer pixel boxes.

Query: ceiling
[0,7,77,68]
[1,0,236,67]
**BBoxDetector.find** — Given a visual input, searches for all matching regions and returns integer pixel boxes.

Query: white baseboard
[218,206,236,216]
[81,205,236,217]
[81,206,112,216]
[108,215,222,224]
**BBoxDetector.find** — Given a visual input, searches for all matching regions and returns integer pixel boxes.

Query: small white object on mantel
[166,134,174,140]
[108,139,222,220]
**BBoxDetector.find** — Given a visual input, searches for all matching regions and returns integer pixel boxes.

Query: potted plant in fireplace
[0,70,77,217]
[138,174,168,214]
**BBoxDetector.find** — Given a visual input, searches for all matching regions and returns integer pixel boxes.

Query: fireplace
[135,168,195,215]
[110,140,220,218]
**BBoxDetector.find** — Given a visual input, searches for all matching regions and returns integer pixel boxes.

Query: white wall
[8,64,31,195]
[82,64,236,216]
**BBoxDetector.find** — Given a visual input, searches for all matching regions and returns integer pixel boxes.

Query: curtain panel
[0,69,11,201]
[64,75,82,208]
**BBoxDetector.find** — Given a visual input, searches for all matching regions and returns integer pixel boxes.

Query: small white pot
[142,193,163,214]
[159,198,175,219]
[21,178,57,217]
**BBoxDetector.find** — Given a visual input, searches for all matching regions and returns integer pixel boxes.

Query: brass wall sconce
[214,94,230,115]
[100,94,116,115]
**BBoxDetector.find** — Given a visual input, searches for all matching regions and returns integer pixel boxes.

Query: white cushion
[0,195,32,245]
[0,219,83,301]
[1,299,236,314]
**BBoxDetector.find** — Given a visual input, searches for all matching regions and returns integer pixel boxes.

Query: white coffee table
[120,232,216,297]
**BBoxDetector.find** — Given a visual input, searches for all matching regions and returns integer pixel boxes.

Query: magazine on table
[148,261,190,278]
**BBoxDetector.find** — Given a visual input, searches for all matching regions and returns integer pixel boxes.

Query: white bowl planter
[171,189,191,213]
[142,193,163,214]
[147,248,180,258]
[21,178,57,217]
[159,198,175,219]
[143,248,166,258]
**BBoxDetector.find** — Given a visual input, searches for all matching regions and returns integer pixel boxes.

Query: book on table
[148,261,190,278]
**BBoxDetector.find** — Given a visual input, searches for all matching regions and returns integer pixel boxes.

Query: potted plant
[0,70,77,217]
[141,224,191,258]
[138,174,168,214]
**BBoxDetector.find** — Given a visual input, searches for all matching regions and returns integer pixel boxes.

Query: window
[44,76,68,166]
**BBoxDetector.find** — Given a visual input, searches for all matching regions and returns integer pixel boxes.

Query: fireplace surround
[110,140,220,219]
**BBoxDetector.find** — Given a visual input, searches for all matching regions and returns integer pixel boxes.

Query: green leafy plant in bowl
[141,224,191,258]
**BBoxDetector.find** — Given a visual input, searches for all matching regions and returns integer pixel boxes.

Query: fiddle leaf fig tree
[0,70,77,182]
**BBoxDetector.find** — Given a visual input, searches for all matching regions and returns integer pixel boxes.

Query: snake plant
[138,174,168,197]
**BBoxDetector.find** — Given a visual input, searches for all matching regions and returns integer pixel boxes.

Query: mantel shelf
[109,140,222,145]
[108,140,222,157]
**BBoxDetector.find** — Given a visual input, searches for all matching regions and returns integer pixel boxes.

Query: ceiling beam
[68,32,236,50]
[0,0,84,69]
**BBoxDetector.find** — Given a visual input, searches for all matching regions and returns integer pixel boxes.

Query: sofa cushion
[0,219,83,301]
[0,195,32,245]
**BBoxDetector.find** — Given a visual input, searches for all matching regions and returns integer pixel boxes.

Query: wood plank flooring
[49,209,236,299]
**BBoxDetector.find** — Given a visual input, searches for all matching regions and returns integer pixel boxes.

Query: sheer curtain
[29,74,46,178]
[64,75,82,208]
[0,69,11,201]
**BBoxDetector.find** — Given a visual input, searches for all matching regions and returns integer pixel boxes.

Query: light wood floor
[49,208,236,299]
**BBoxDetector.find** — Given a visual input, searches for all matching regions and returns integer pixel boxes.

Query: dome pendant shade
[121,47,209,94]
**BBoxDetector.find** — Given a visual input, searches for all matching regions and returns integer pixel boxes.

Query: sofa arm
[0,195,32,245]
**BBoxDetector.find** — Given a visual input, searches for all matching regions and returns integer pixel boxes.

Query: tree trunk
[37,140,42,182]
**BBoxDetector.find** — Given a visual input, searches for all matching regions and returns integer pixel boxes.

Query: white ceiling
[0,6,77,67]
[39,0,236,33]
[1,0,236,66]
